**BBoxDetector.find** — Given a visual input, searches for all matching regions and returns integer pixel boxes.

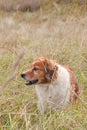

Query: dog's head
[21,58,58,86]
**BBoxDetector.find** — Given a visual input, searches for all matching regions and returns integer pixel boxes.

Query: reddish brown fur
[64,66,80,103]
[25,59,48,83]
[25,58,58,84]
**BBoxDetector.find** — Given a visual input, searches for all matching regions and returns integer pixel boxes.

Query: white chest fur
[35,65,71,113]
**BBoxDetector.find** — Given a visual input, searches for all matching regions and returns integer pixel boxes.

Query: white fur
[35,65,71,114]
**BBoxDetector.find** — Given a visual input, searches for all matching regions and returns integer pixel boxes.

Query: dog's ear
[44,59,58,81]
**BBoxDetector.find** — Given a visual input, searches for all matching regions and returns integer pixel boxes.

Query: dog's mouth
[25,79,38,85]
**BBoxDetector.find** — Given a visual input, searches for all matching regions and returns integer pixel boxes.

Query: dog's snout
[21,73,25,78]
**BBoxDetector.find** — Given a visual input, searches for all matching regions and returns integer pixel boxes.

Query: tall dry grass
[0,3,87,130]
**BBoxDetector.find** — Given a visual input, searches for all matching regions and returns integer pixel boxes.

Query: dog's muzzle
[21,73,38,85]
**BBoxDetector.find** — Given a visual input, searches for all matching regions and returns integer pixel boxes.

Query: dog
[21,58,80,114]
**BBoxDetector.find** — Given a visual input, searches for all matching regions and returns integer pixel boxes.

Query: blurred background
[0,0,87,129]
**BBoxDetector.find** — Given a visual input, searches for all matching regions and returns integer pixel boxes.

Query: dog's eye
[33,67,39,71]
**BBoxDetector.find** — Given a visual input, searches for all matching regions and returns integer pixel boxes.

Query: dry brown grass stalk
[0,48,25,93]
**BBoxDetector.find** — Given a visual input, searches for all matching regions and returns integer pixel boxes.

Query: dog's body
[21,58,80,114]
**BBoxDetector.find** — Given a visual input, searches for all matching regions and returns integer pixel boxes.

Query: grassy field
[0,3,87,130]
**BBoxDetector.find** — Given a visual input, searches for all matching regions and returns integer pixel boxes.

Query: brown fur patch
[64,66,80,103]
[24,58,58,84]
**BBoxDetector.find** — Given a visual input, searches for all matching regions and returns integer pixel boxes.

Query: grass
[0,3,87,130]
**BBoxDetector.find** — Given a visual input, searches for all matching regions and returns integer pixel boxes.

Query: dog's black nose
[21,73,25,78]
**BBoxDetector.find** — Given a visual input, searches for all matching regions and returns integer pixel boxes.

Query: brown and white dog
[21,58,80,114]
